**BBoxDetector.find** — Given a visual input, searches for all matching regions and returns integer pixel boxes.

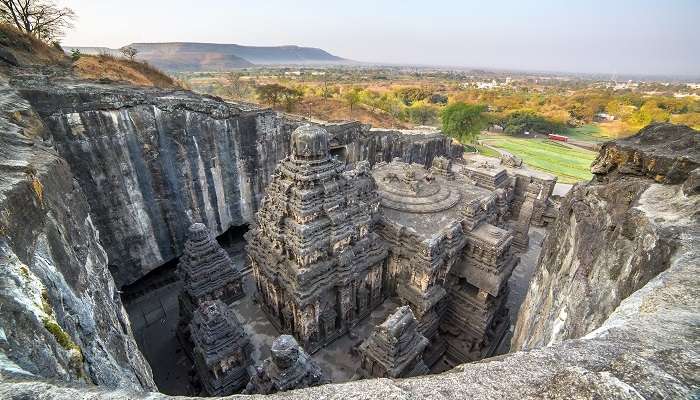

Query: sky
[58,0,699,77]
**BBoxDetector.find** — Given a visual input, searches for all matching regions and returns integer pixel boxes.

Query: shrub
[70,48,81,61]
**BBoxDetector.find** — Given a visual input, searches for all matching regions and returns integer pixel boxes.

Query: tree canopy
[499,110,563,135]
[119,46,138,60]
[256,83,286,108]
[342,87,362,112]
[440,102,488,143]
[0,0,75,41]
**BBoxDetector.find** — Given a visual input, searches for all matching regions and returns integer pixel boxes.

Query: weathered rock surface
[0,76,155,390]
[512,123,699,349]
[14,80,460,286]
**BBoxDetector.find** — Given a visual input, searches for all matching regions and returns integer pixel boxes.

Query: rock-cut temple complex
[246,124,388,352]
[246,124,555,369]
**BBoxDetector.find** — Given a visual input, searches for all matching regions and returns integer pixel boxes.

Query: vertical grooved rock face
[17,84,461,287]
[0,81,155,390]
[512,123,700,350]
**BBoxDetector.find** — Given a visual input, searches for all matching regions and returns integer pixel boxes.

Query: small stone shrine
[189,300,252,395]
[243,335,328,395]
[357,306,429,379]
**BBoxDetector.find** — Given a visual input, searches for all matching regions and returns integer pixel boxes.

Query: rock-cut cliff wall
[0,78,155,390]
[18,84,460,286]
[512,123,699,349]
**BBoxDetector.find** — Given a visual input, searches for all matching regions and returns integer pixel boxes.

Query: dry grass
[597,120,637,139]
[0,23,68,65]
[73,54,181,89]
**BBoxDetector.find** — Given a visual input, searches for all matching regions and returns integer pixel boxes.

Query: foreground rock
[0,76,155,390]
[512,123,699,349]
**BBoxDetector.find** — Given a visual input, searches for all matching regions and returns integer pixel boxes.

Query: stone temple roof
[372,160,492,239]
[178,223,242,301]
[190,300,249,368]
[359,306,429,377]
[291,123,330,161]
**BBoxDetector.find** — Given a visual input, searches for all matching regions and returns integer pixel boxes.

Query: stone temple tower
[177,223,245,352]
[189,300,252,395]
[246,124,388,352]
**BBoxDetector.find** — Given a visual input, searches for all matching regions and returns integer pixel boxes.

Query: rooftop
[372,161,492,240]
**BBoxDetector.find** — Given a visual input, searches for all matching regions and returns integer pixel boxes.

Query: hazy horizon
[59,0,699,77]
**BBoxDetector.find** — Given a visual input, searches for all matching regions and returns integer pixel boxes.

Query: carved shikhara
[190,300,252,395]
[176,223,246,372]
[246,125,555,370]
[246,124,387,352]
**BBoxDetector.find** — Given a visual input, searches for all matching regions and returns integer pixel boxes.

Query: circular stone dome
[187,223,209,241]
[291,124,330,160]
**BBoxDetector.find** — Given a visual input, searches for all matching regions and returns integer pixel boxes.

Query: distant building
[594,113,615,122]
[488,124,504,133]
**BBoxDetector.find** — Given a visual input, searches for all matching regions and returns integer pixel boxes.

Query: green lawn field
[565,123,637,142]
[482,137,597,183]
[564,124,608,142]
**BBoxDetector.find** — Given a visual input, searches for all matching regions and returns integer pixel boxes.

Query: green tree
[440,102,488,143]
[406,101,438,125]
[280,86,304,112]
[69,48,81,61]
[343,87,362,113]
[499,110,562,135]
[256,83,286,108]
[628,100,670,127]
[319,80,337,104]
[394,87,431,106]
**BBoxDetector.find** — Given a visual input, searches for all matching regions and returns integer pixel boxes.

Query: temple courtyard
[123,225,545,395]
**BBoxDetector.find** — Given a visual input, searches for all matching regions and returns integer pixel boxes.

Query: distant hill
[65,42,349,72]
